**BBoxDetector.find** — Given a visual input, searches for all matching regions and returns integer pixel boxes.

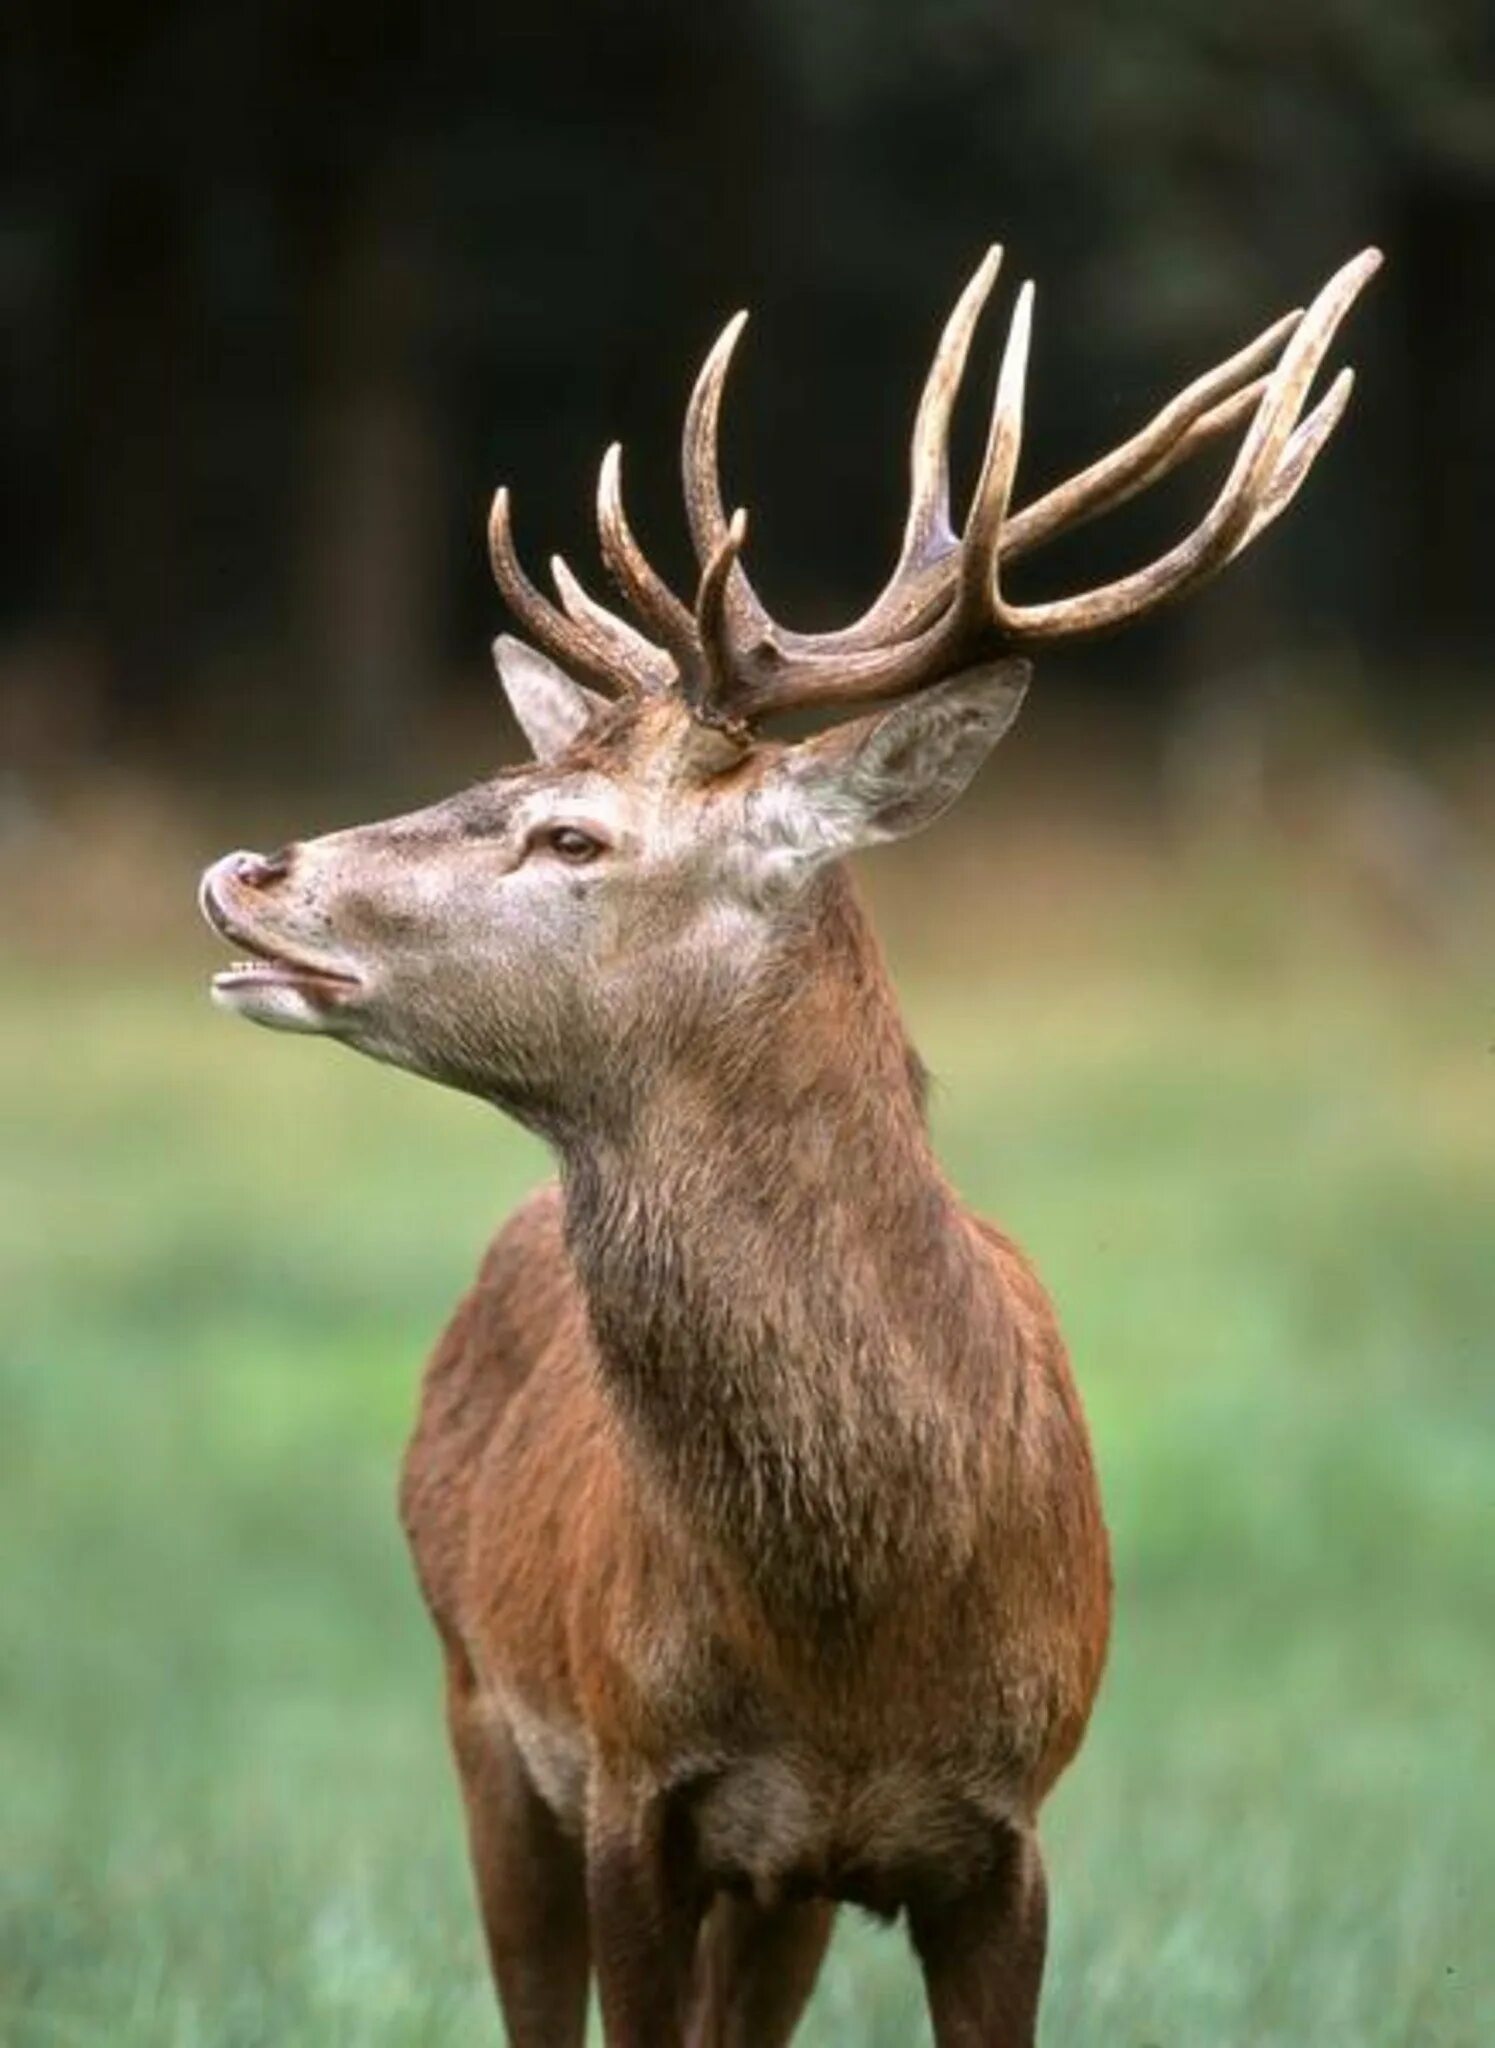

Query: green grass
[2,884,1492,2045]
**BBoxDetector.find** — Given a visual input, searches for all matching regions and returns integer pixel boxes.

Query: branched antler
[489,245,1380,729]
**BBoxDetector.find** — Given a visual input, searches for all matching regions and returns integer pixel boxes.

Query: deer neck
[557,870,995,1627]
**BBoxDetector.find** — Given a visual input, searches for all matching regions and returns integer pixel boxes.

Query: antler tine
[596,443,701,679]
[681,312,776,648]
[1226,365,1355,561]
[680,311,747,559]
[988,245,1381,641]
[488,489,638,697]
[1051,374,1271,537]
[692,508,751,724]
[958,279,1035,631]
[549,552,675,693]
[901,245,1005,575]
[999,305,1303,564]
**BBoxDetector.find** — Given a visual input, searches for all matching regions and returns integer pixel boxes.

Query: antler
[489,245,1380,728]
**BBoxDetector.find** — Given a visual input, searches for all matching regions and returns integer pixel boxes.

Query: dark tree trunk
[60,166,196,747]
[1398,173,1495,669]
[288,163,443,784]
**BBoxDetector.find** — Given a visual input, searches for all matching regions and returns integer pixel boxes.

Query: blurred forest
[5,0,1494,810]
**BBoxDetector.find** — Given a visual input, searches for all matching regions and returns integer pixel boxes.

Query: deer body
[401,872,1108,1906]
[201,244,1376,2043]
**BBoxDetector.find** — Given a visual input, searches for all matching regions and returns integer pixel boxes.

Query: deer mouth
[211,953,362,997]
[199,868,363,1012]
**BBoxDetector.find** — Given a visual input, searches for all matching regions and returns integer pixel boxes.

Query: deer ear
[749,661,1030,871]
[493,636,610,762]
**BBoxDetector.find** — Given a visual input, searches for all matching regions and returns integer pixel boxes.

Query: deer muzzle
[199,847,364,1033]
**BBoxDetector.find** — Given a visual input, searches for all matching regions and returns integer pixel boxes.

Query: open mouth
[199,869,362,1003]
[211,954,361,996]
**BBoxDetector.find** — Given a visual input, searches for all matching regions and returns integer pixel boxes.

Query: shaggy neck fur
[558,868,1010,1632]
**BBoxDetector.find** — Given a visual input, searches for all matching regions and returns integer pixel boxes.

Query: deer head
[200,245,1379,1124]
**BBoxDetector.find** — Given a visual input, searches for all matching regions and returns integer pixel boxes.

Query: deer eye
[532,823,606,865]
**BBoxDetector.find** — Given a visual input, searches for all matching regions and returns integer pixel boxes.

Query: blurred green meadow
[2,845,1493,2046]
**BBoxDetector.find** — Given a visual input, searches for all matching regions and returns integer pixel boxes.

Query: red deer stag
[201,244,1378,2047]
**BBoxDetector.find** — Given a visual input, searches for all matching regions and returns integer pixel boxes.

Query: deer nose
[228,846,294,890]
[198,845,297,935]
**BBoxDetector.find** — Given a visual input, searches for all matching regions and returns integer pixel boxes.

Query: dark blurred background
[6,0,1494,804]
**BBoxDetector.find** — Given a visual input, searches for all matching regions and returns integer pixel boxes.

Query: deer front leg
[587,1776,704,2048]
[445,1662,590,2048]
[909,1826,1049,2048]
